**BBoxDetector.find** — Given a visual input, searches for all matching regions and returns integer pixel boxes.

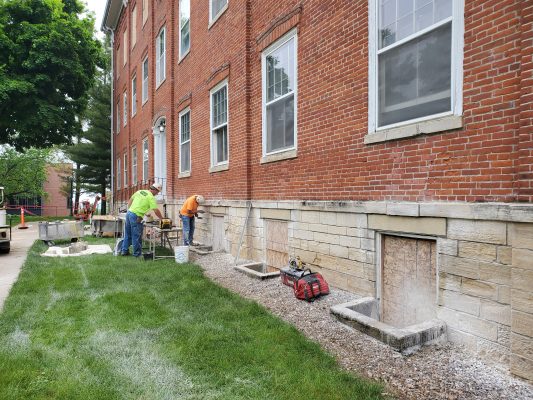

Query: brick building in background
[103,0,533,380]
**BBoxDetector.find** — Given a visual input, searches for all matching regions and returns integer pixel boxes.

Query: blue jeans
[122,211,144,256]
[180,215,195,245]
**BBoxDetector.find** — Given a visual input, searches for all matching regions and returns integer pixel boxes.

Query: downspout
[109,30,115,212]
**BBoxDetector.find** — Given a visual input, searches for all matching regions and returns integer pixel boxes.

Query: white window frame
[209,0,228,26]
[131,145,138,185]
[117,158,121,189]
[123,153,128,187]
[179,0,191,59]
[142,0,148,26]
[209,79,229,169]
[367,0,464,138]
[142,138,149,182]
[261,29,298,158]
[116,102,120,134]
[123,91,127,126]
[123,28,127,66]
[131,76,137,116]
[156,28,166,88]
[132,5,137,48]
[142,57,149,104]
[179,107,191,174]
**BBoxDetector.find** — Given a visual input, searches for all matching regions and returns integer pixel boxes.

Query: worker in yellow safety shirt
[179,195,205,246]
[121,183,164,257]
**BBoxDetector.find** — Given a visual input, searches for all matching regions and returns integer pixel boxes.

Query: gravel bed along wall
[194,252,533,400]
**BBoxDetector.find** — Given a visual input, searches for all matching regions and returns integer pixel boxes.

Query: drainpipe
[108,30,115,213]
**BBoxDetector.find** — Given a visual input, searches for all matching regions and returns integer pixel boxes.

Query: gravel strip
[193,252,533,400]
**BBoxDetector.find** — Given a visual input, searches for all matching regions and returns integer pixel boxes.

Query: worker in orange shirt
[179,195,205,246]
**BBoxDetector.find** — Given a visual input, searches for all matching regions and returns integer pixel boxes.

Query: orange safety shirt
[180,195,199,217]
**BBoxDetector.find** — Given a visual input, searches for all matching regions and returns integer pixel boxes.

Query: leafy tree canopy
[0,146,52,198]
[0,0,102,150]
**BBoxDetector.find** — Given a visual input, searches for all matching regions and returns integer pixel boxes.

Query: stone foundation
[117,199,533,381]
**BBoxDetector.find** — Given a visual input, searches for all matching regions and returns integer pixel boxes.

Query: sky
[84,0,108,32]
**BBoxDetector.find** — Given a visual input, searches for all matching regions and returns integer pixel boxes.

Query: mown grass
[0,238,386,400]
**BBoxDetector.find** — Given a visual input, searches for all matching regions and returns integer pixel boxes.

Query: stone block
[511,333,533,361]
[512,268,533,292]
[368,214,446,236]
[512,248,533,271]
[346,275,375,297]
[339,235,361,248]
[437,307,498,341]
[346,227,365,237]
[458,242,497,262]
[439,273,462,292]
[461,278,498,300]
[509,223,533,249]
[386,202,419,216]
[497,246,512,265]
[511,354,533,382]
[293,229,313,241]
[476,338,510,365]
[329,244,349,259]
[335,213,368,228]
[439,239,458,256]
[348,248,367,263]
[447,219,507,245]
[438,290,480,316]
[327,225,347,236]
[512,311,533,338]
[420,202,474,219]
[260,208,291,221]
[308,223,329,233]
[447,326,478,349]
[480,300,511,326]
[498,285,511,305]
[440,255,480,279]
[361,238,375,251]
[313,232,339,245]
[479,263,511,286]
[300,211,320,223]
[319,211,336,225]
[511,289,533,314]
[318,268,347,290]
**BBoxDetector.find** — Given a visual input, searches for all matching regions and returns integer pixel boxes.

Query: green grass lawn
[0,239,385,400]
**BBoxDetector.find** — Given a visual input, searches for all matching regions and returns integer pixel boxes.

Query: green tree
[65,36,111,214]
[0,147,52,199]
[0,0,102,150]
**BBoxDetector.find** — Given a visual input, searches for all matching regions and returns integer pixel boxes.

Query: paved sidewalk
[0,223,39,311]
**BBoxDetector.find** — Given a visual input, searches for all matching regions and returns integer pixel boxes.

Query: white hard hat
[151,183,162,192]
[196,195,205,204]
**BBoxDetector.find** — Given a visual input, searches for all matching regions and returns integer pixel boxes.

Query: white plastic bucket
[174,246,189,263]
[0,209,6,226]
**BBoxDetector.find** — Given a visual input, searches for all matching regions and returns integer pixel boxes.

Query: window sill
[260,148,297,164]
[178,171,191,178]
[208,4,228,30]
[209,163,229,173]
[178,49,190,64]
[155,78,166,91]
[365,115,463,144]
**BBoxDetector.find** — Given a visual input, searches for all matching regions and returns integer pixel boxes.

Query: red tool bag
[280,266,308,287]
[293,270,330,302]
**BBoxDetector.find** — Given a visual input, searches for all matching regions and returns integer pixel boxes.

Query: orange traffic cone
[18,207,28,230]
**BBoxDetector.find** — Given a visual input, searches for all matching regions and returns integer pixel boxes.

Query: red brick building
[104,0,533,380]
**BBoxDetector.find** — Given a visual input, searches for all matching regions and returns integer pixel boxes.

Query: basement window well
[331,235,446,354]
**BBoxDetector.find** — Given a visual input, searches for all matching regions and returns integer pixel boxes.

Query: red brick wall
[112,0,531,204]
[42,164,71,217]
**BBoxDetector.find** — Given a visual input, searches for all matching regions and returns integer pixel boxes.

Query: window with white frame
[116,101,120,134]
[131,146,138,185]
[142,0,148,26]
[131,76,137,116]
[123,28,127,66]
[142,138,149,181]
[179,0,190,58]
[370,0,460,130]
[117,158,121,189]
[123,91,127,126]
[156,28,166,87]
[132,5,137,48]
[179,108,191,173]
[142,57,148,103]
[123,153,128,187]
[210,0,227,23]
[210,81,228,166]
[262,30,297,155]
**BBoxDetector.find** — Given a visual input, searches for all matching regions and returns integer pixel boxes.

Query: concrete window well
[234,219,286,280]
[331,235,446,354]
